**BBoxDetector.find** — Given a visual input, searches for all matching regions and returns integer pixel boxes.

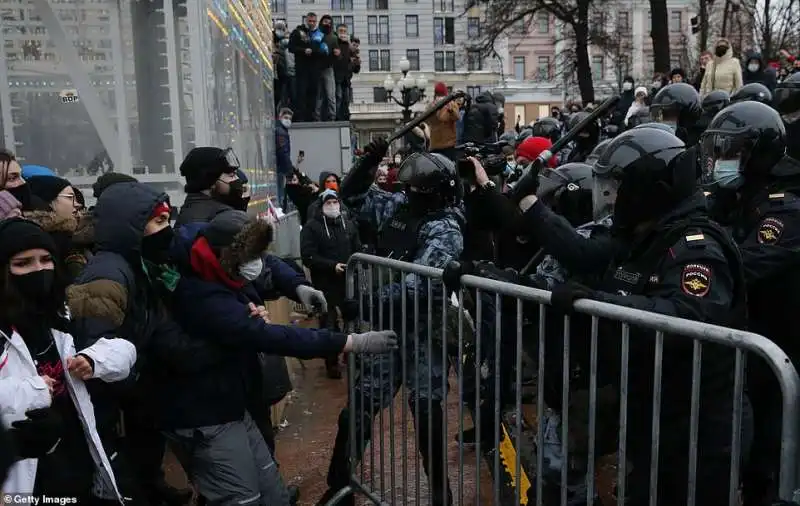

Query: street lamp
[383,56,428,122]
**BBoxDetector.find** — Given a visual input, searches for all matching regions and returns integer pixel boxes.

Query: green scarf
[141,259,181,292]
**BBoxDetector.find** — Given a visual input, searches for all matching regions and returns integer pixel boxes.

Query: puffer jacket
[701,39,743,95]
[462,91,500,144]
[427,98,460,150]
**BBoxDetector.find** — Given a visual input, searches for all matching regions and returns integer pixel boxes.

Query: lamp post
[383,56,428,123]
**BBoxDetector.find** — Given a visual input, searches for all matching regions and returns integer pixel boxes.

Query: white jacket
[0,328,136,503]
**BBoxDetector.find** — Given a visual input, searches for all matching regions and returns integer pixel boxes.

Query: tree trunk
[699,0,709,54]
[762,0,772,60]
[574,0,595,103]
[649,0,671,73]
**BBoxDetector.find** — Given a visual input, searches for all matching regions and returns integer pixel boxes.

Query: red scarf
[189,237,245,290]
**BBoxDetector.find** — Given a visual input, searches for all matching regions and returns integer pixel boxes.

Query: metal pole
[0,29,16,149]
[162,0,184,169]
[30,0,122,169]
[110,0,133,173]
[187,0,211,146]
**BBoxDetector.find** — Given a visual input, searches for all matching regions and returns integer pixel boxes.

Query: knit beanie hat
[26,176,71,204]
[200,210,273,273]
[0,218,57,268]
[434,82,448,96]
[516,136,558,168]
[0,191,21,219]
[93,172,139,199]
[320,189,338,203]
[201,210,251,254]
[180,147,231,193]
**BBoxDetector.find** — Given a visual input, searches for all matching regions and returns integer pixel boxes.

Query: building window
[300,0,314,4]
[331,15,354,33]
[537,12,549,33]
[513,17,526,33]
[434,0,455,11]
[405,15,419,37]
[618,11,630,32]
[592,11,605,29]
[331,0,353,10]
[434,50,456,71]
[537,55,550,80]
[592,55,604,79]
[467,17,481,38]
[513,55,525,80]
[380,49,391,70]
[368,50,379,70]
[270,0,288,14]
[467,50,482,71]
[406,0,417,3]
[467,86,482,97]
[367,0,389,8]
[406,49,420,70]
[645,54,655,75]
[373,86,388,102]
[670,11,682,32]
[368,15,390,44]
[434,17,456,45]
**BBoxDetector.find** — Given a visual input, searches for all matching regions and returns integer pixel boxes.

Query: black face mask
[215,180,245,208]
[715,46,728,57]
[141,226,174,265]
[321,25,332,34]
[234,196,251,212]
[6,185,32,210]
[11,269,55,306]
[407,192,441,217]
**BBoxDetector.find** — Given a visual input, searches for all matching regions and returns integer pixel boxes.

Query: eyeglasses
[58,193,77,204]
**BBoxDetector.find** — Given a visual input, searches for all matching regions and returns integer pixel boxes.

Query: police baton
[386,91,467,144]
[510,95,621,203]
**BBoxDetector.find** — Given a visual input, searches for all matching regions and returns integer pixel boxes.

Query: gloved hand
[346,330,398,354]
[296,285,328,313]
[10,407,63,459]
[362,137,389,168]
[550,281,594,313]
[442,260,474,293]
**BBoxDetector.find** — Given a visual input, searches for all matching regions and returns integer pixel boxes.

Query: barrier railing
[324,253,800,506]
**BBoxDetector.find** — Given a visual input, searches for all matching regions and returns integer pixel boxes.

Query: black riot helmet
[536,162,594,227]
[499,131,518,145]
[700,101,787,190]
[593,128,692,235]
[567,112,600,145]
[516,127,534,146]
[585,138,612,167]
[773,71,800,124]
[650,82,701,131]
[730,82,773,105]
[532,117,562,143]
[701,90,731,117]
[632,122,675,134]
[397,152,460,214]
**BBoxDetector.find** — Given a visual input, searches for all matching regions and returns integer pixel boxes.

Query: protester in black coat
[743,51,778,91]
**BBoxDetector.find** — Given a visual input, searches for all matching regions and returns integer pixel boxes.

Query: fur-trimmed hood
[217,218,274,274]
[23,210,78,234]
[71,212,95,248]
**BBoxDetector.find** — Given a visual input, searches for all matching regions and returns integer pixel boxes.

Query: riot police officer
[564,111,600,163]
[532,116,563,144]
[320,140,463,506]
[697,89,731,132]
[772,71,800,159]
[702,101,800,505]
[536,162,593,227]
[731,82,773,105]
[515,127,748,505]
[585,138,612,166]
[649,82,702,144]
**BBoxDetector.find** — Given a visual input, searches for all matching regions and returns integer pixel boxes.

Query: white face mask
[394,155,402,164]
[280,118,292,129]
[238,258,263,281]
[622,82,633,91]
[323,202,341,218]
[748,63,759,72]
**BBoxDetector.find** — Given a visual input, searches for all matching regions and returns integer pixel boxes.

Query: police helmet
[701,90,731,117]
[773,71,800,124]
[730,82,773,105]
[632,122,675,134]
[499,131,518,145]
[531,117,563,143]
[594,128,692,234]
[700,101,786,189]
[536,162,594,227]
[585,138,612,167]
[516,127,534,146]
[397,152,460,203]
[567,112,600,144]
[650,82,701,129]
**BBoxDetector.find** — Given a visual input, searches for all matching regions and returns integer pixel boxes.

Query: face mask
[504,161,517,176]
[216,179,245,208]
[6,185,31,210]
[321,25,331,34]
[280,118,291,129]
[323,203,341,218]
[238,258,263,281]
[394,155,402,164]
[141,226,174,265]
[622,82,633,91]
[652,81,662,89]
[10,269,54,305]
[748,63,759,72]
[713,159,743,189]
[234,196,251,212]
[715,46,728,57]
[324,181,339,191]
[275,30,285,38]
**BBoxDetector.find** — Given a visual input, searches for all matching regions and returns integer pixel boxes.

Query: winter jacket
[427,98,460,150]
[276,122,292,176]
[300,197,361,303]
[701,39,743,95]
[333,40,355,83]
[317,26,340,70]
[612,90,635,127]
[742,51,777,91]
[175,192,234,228]
[461,91,501,145]
[24,210,92,283]
[0,327,134,501]
[288,25,328,69]
[624,102,649,127]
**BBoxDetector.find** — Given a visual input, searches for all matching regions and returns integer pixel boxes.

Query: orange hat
[516,136,557,168]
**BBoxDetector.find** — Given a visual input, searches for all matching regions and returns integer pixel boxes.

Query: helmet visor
[537,168,569,199]
[591,173,619,221]
[773,86,800,122]
[223,148,241,170]
[649,105,679,127]
[699,131,751,189]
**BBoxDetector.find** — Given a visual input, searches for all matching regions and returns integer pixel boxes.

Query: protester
[176,146,244,226]
[315,15,339,122]
[612,75,636,127]
[276,108,294,208]
[670,68,686,83]
[693,50,713,90]
[0,150,45,211]
[743,51,777,91]
[0,190,21,219]
[333,23,357,121]
[701,38,743,95]
[625,86,650,127]
[289,12,323,122]
[462,90,504,146]
[426,82,459,160]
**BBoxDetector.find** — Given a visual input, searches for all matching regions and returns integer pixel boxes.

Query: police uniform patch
[757,217,784,245]
[681,264,711,297]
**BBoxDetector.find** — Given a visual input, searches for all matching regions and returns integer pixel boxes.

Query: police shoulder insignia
[681,264,711,297]
[757,217,784,245]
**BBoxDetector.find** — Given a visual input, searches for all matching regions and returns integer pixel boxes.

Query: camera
[456,141,511,182]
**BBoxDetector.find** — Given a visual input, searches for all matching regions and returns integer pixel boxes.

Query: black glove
[474,261,524,285]
[442,260,474,293]
[340,298,360,322]
[363,137,389,167]
[10,407,63,459]
[550,281,594,313]
[510,159,544,203]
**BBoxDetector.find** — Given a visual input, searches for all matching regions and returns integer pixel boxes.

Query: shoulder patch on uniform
[757,217,784,245]
[769,193,786,199]
[681,264,711,298]
[685,233,705,242]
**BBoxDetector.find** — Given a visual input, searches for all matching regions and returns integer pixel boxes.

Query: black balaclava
[140,201,174,266]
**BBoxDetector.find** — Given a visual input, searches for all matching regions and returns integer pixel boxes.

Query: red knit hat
[434,82,448,96]
[516,136,557,168]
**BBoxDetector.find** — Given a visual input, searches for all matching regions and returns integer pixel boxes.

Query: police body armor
[376,204,464,261]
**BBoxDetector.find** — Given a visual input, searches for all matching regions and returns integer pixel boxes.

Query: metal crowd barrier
[270,210,302,260]
[326,253,800,506]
